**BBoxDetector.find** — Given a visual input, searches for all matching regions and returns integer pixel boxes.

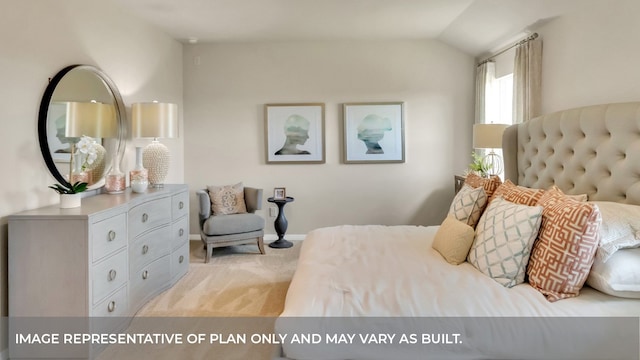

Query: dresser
[8,185,189,347]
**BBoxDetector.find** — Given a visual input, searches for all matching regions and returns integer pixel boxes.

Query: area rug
[96,240,301,360]
[137,240,301,317]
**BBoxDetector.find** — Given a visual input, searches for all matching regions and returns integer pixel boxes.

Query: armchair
[197,186,265,263]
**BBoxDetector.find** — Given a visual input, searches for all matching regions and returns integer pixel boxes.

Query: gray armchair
[197,187,265,263]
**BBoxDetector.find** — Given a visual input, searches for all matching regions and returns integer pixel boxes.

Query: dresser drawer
[172,191,189,220]
[92,284,128,318]
[91,213,127,263]
[130,225,171,273]
[171,242,190,282]
[129,197,171,238]
[91,249,128,305]
[130,255,171,310]
[171,216,189,250]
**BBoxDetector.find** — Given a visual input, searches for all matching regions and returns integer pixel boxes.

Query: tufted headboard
[503,102,640,205]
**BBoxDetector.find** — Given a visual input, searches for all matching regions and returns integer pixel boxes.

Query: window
[496,73,513,125]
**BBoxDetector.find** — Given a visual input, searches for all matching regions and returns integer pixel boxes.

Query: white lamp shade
[65,102,117,138]
[473,123,509,149]
[131,102,178,139]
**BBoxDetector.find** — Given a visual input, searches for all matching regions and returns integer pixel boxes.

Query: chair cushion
[202,213,265,236]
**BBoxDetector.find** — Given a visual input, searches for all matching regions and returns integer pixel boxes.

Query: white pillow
[468,197,543,288]
[448,184,487,228]
[591,201,640,262]
[586,247,640,298]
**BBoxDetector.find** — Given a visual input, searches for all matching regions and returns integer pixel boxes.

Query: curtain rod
[477,32,539,66]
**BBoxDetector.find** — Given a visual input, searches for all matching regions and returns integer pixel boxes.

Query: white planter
[60,193,82,208]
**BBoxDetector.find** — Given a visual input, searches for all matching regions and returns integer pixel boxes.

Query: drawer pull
[142,270,149,280]
[108,269,117,281]
[179,255,185,264]
[107,301,116,313]
[108,230,116,241]
[142,245,149,255]
[142,213,149,223]
[179,201,184,210]
[179,228,184,237]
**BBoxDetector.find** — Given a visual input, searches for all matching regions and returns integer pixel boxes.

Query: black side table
[267,196,294,248]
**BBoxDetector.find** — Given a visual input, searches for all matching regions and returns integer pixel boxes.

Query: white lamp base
[142,140,170,188]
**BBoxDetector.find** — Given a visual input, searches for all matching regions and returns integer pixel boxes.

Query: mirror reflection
[38,65,125,189]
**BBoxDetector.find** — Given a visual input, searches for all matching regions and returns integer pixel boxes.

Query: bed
[275,102,640,360]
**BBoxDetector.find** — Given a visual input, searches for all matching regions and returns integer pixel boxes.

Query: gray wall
[0,0,184,356]
[183,40,476,235]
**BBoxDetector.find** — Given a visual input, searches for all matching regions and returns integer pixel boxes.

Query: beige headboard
[503,102,640,205]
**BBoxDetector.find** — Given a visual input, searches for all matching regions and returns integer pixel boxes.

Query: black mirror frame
[38,64,126,187]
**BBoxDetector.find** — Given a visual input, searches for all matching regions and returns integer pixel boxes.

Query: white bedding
[276,225,640,359]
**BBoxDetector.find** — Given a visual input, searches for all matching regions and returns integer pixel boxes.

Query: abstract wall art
[265,103,325,164]
[343,102,405,163]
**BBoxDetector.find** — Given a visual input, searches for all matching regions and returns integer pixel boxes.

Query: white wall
[0,0,183,354]
[183,40,475,235]
[534,0,640,113]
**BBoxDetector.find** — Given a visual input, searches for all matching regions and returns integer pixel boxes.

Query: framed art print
[265,103,325,164]
[343,102,405,163]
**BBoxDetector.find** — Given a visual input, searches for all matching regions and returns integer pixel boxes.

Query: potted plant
[467,151,491,178]
[49,181,88,208]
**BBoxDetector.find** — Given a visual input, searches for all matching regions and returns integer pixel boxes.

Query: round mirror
[38,65,126,189]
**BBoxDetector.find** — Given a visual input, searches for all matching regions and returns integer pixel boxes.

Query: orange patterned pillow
[464,173,502,199]
[490,180,545,206]
[527,186,602,302]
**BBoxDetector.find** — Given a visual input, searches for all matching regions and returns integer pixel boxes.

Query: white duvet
[276,225,640,360]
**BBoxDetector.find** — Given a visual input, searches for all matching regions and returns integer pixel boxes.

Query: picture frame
[47,102,73,163]
[273,187,286,200]
[343,102,405,164]
[265,103,325,164]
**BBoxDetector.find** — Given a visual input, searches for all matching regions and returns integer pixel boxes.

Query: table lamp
[472,123,509,176]
[65,101,117,186]
[131,101,178,188]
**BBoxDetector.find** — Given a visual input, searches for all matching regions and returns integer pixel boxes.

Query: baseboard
[189,234,306,241]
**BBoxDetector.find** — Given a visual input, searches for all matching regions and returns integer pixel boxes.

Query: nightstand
[454,175,466,194]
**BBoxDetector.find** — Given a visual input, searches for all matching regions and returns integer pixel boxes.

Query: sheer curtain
[475,61,496,125]
[513,37,542,123]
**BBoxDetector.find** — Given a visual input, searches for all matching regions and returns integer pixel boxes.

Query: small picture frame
[273,187,286,200]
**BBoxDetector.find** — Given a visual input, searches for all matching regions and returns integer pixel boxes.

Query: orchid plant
[75,135,99,171]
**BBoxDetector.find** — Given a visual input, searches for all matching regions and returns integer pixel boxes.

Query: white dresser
[8,184,189,320]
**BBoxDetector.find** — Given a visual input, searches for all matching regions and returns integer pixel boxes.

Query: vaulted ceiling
[111,0,587,57]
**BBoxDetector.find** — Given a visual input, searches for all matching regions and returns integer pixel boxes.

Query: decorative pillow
[432,216,475,265]
[467,197,543,288]
[464,173,502,199]
[448,184,487,228]
[586,248,640,298]
[590,201,640,262]
[527,186,602,302]
[490,180,545,206]
[207,182,247,215]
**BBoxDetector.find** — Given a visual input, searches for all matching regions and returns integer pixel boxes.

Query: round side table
[267,196,294,248]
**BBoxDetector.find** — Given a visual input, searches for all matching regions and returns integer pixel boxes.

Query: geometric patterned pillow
[207,182,247,216]
[448,184,488,228]
[527,186,602,302]
[467,197,543,288]
[489,179,545,206]
[464,173,502,199]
